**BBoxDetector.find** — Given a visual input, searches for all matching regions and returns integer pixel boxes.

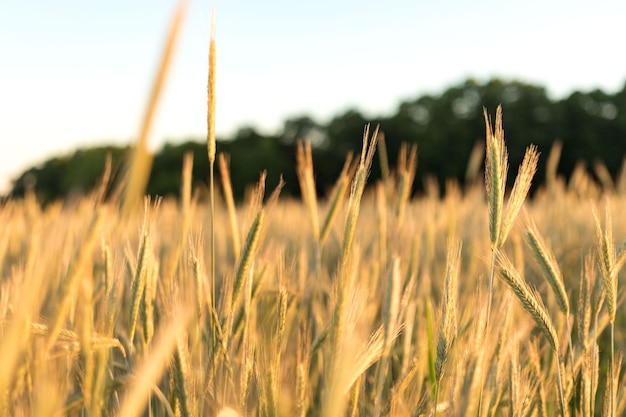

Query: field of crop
[2,109,626,416]
[2,4,626,416]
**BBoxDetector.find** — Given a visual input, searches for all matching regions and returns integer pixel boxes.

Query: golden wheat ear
[497,253,558,352]
[525,215,569,316]
[499,145,539,245]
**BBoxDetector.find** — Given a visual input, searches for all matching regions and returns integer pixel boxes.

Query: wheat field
[2,4,626,417]
[2,113,626,416]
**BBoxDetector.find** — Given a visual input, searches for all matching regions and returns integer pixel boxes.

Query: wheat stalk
[497,253,567,416]
[121,0,187,214]
[434,240,462,417]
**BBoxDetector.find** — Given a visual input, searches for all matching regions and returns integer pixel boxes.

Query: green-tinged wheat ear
[129,231,151,345]
[232,209,264,308]
[525,216,569,315]
[497,253,559,352]
[592,203,617,323]
[435,240,462,382]
[484,105,508,249]
[218,153,241,259]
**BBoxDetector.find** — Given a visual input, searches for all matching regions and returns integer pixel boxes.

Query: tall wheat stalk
[481,105,539,414]
[434,240,462,417]
[484,106,539,326]
[121,0,187,215]
[325,125,378,417]
[206,11,218,387]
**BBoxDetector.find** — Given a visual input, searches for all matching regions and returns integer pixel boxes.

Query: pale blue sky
[1,0,625,192]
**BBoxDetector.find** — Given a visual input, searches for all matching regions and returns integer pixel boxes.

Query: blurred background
[1,0,625,201]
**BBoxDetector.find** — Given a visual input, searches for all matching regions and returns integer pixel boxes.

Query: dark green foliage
[7,77,626,203]
[10,146,129,203]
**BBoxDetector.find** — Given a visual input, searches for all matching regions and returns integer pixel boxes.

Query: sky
[1,0,626,193]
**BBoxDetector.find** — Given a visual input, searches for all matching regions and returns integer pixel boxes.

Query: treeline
[8,78,626,203]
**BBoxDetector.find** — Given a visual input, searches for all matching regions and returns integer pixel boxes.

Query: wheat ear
[500,144,539,246]
[497,253,558,351]
[434,240,462,417]
[484,105,508,250]
[497,253,566,416]
[526,216,569,315]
